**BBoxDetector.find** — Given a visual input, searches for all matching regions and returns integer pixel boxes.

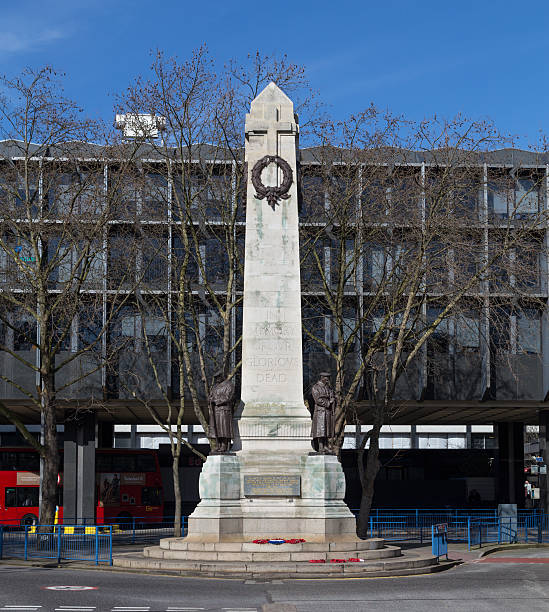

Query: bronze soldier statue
[208,370,235,454]
[311,372,336,454]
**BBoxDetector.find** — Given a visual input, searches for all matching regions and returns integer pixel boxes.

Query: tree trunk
[356,424,381,539]
[172,451,182,538]
[39,396,59,527]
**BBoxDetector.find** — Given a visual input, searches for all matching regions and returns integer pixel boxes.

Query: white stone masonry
[235,82,311,454]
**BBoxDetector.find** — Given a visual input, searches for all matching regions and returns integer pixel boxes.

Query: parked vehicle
[0,447,163,526]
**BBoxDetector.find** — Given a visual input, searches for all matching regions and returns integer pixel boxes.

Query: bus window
[141,487,162,506]
[114,455,135,472]
[17,454,40,472]
[5,488,16,507]
[135,455,156,472]
[5,487,39,507]
[0,452,39,471]
[95,454,112,472]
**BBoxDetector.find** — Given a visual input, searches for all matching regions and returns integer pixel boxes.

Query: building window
[515,243,541,292]
[517,309,541,354]
[471,433,497,449]
[488,175,541,218]
[379,434,411,449]
[363,243,387,290]
[13,311,36,351]
[455,311,480,351]
[488,180,512,218]
[418,433,466,449]
[514,178,539,217]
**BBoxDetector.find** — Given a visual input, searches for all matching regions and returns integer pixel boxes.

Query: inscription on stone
[243,474,301,497]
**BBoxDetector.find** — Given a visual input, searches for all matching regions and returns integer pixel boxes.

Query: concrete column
[410,425,419,449]
[63,412,96,523]
[130,424,137,448]
[497,422,525,506]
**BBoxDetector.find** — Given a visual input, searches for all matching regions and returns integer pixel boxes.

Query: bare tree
[114,48,320,534]
[300,109,548,537]
[0,67,140,525]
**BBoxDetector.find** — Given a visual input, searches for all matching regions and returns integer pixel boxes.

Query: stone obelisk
[236,82,311,452]
[187,83,356,542]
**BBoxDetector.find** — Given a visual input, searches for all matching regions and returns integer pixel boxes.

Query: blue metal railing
[350,509,547,547]
[467,517,517,550]
[0,525,112,565]
[2,512,545,560]
[432,524,448,560]
[0,516,188,547]
[366,518,469,543]
[521,513,549,543]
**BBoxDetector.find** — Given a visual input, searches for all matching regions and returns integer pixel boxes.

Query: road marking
[43,587,98,591]
[480,557,549,563]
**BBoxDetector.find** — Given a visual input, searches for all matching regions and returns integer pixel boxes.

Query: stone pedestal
[187,453,356,542]
[186,455,242,542]
[238,453,356,541]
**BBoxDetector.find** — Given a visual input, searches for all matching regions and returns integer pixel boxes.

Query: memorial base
[186,452,357,542]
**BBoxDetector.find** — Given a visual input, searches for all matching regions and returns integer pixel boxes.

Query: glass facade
[0,153,546,405]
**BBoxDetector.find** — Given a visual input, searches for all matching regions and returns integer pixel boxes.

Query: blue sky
[1,0,548,147]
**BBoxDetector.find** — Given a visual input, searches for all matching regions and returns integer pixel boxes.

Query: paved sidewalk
[399,542,479,563]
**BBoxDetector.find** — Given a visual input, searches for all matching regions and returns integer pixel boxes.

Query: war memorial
[114,83,439,577]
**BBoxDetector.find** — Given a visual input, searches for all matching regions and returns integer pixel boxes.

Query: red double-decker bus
[0,448,163,525]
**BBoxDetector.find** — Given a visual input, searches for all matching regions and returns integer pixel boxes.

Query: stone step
[145,544,401,562]
[113,551,440,578]
[159,537,385,552]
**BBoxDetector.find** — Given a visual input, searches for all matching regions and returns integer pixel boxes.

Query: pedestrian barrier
[349,509,548,548]
[432,524,448,560]
[2,512,547,561]
[521,514,549,543]
[366,518,469,543]
[467,517,518,550]
[0,515,188,547]
[0,525,112,565]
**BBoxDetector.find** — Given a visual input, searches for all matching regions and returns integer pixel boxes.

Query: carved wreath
[251,155,293,210]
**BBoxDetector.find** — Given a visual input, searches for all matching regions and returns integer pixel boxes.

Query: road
[1,549,549,612]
